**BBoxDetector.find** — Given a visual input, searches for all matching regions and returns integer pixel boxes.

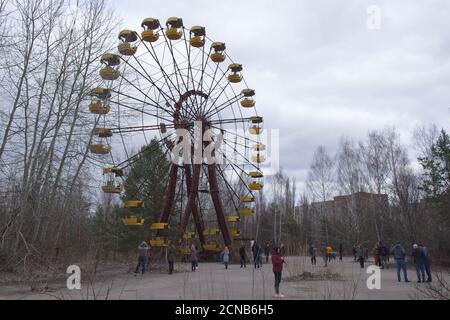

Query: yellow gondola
[89,101,111,115]
[165,17,183,41]
[122,216,145,226]
[89,144,111,155]
[203,243,221,252]
[189,26,205,48]
[150,237,170,247]
[204,228,220,236]
[141,18,160,42]
[252,154,266,163]
[183,231,196,239]
[118,30,138,56]
[239,208,256,216]
[249,182,264,191]
[150,222,169,230]
[241,90,255,108]
[228,63,242,83]
[210,42,226,63]
[100,53,121,81]
[240,195,255,203]
[124,200,144,209]
[249,126,263,135]
[227,215,240,222]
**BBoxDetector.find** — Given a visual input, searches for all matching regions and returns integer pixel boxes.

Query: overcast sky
[110,0,450,193]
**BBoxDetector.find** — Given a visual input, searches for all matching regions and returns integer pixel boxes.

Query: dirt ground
[0,256,448,300]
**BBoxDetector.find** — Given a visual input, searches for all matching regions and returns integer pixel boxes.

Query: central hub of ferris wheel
[88,17,265,255]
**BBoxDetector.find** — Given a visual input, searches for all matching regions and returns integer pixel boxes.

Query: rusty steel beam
[180,164,206,246]
[207,163,233,247]
[158,163,179,228]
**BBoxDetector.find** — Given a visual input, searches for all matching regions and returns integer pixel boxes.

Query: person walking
[239,245,247,268]
[339,244,343,261]
[411,244,426,283]
[421,244,432,282]
[167,244,176,275]
[356,244,365,269]
[352,245,357,262]
[134,241,149,275]
[380,242,389,269]
[373,242,382,267]
[391,241,409,282]
[264,243,270,263]
[190,244,198,272]
[271,247,286,298]
[222,246,230,270]
[252,242,262,269]
[309,244,317,265]
[326,245,333,263]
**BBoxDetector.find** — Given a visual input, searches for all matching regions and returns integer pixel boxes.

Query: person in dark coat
[239,245,247,268]
[379,242,389,269]
[252,242,262,269]
[135,241,149,275]
[411,244,426,283]
[339,244,343,261]
[271,247,286,298]
[190,244,198,272]
[391,242,409,282]
[309,244,317,265]
[421,244,432,282]
[356,244,365,269]
[352,245,357,262]
[167,244,176,275]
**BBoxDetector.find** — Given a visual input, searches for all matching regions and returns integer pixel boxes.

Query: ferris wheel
[88,17,265,254]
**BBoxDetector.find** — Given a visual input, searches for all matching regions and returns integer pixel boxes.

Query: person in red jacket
[271,247,286,298]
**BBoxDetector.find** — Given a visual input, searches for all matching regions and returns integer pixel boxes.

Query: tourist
[380,242,389,269]
[373,242,382,267]
[271,246,286,298]
[411,244,426,283]
[352,245,357,262]
[222,246,230,270]
[135,241,149,275]
[356,244,365,269]
[309,244,317,265]
[167,244,176,275]
[239,245,247,268]
[190,244,198,272]
[421,244,432,282]
[326,245,333,262]
[264,243,270,263]
[339,244,343,261]
[391,241,409,282]
[252,242,262,269]
[364,245,369,261]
